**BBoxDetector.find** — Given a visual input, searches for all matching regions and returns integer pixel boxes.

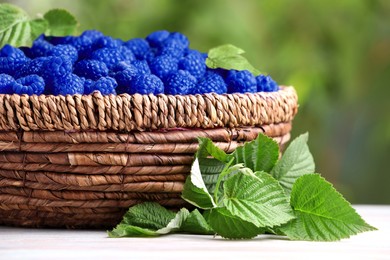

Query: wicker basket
[0,86,298,228]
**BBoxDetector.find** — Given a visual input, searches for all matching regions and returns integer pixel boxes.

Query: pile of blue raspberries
[0,30,279,96]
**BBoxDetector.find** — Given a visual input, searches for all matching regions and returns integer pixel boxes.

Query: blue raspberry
[149,55,178,81]
[0,44,26,59]
[12,75,45,95]
[256,75,279,92]
[48,44,78,64]
[178,50,206,80]
[146,30,170,48]
[30,36,54,58]
[66,33,96,60]
[89,77,117,95]
[15,57,48,78]
[83,78,94,94]
[0,45,29,76]
[226,70,257,93]
[74,60,109,80]
[91,47,135,70]
[197,71,227,94]
[0,56,30,77]
[0,73,15,94]
[79,30,105,41]
[92,36,123,50]
[52,74,84,95]
[131,60,150,75]
[112,65,138,94]
[156,32,189,59]
[130,74,164,95]
[165,70,196,95]
[167,32,189,49]
[123,38,150,60]
[41,56,73,89]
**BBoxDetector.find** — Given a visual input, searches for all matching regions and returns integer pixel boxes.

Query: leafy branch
[109,133,376,241]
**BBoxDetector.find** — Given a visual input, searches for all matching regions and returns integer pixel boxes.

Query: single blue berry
[0,44,26,59]
[123,38,150,60]
[178,50,206,80]
[156,32,189,59]
[0,73,15,94]
[130,74,164,95]
[0,56,30,77]
[48,44,78,64]
[66,33,95,60]
[146,30,170,48]
[89,77,117,95]
[52,74,84,95]
[167,32,189,49]
[92,36,123,50]
[256,74,279,92]
[15,57,49,78]
[226,70,257,93]
[74,60,109,80]
[131,60,150,75]
[91,47,135,70]
[41,56,73,89]
[30,36,54,58]
[197,70,227,94]
[149,55,178,81]
[79,30,105,41]
[112,65,138,94]
[165,70,196,95]
[0,45,29,76]
[157,38,186,59]
[12,75,45,95]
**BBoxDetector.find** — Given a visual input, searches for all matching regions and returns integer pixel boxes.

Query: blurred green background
[3,0,390,204]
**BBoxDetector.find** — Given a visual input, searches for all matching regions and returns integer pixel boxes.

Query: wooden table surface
[0,205,389,260]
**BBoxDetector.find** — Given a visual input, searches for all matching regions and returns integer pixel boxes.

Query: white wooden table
[1,205,389,260]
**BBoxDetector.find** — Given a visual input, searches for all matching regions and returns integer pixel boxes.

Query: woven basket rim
[0,86,298,132]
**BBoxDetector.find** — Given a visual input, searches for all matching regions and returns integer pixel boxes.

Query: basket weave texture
[0,86,298,228]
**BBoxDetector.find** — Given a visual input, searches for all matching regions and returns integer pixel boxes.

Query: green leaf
[223,170,294,228]
[179,209,214,235]
[208,44,245,58]
[109,207,191,237]
[271,133,315,195]
[0,4,31,47]
[228,133,279,173]
[197,137,228,162]
[196,137,228,195]
[199,159,226,193]
[108,224,158,238]
[30,18,48,40]
[280,174,377,241]
[120,202,175,229]
[156,208,190,234]
[207,207,264,239]
[206,55,260,75]
[43,9,78,36]
[206,44,261,75]
[181,158,216,209]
